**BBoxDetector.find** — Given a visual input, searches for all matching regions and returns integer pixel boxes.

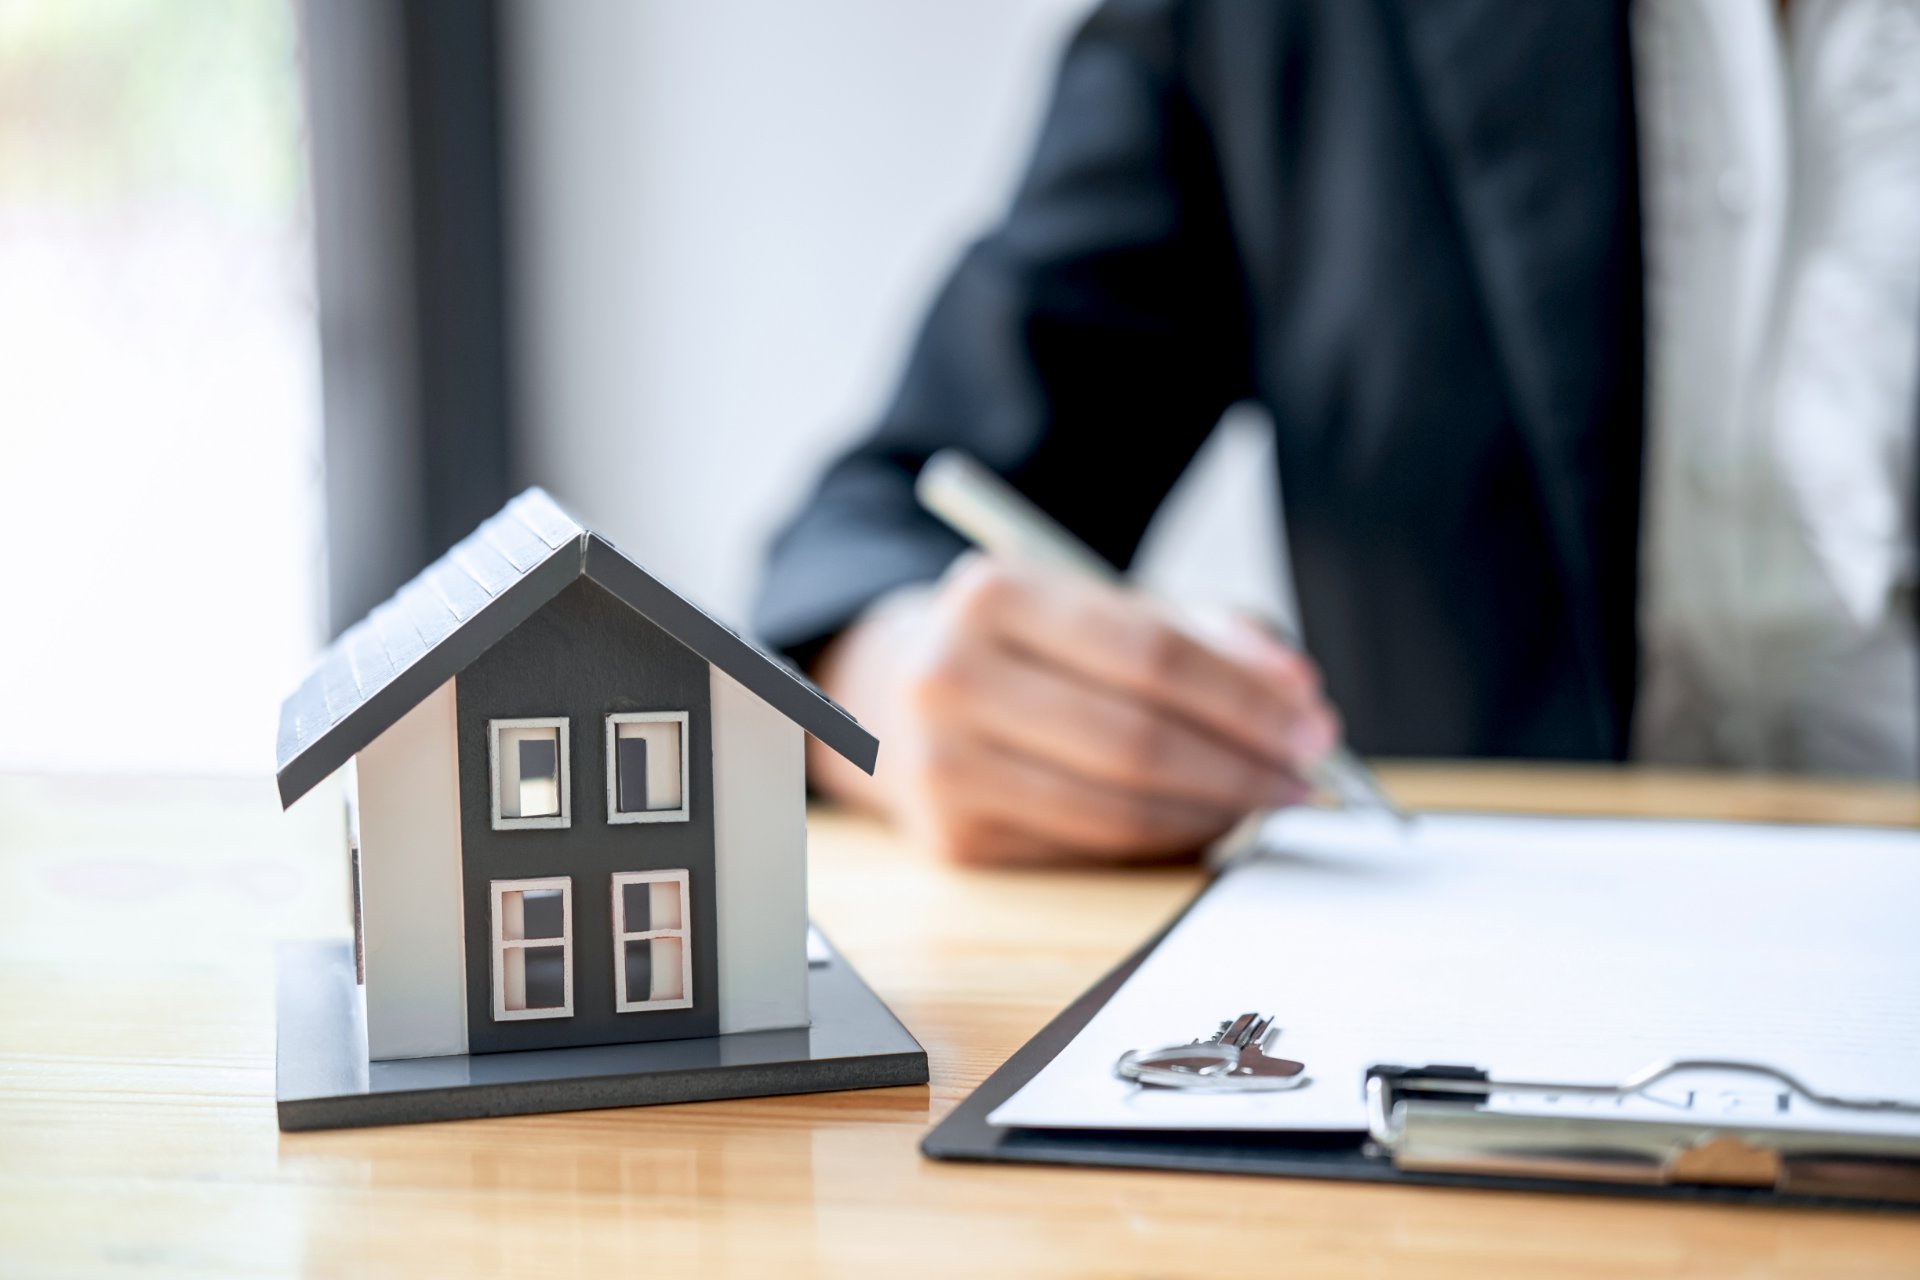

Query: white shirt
[1632,0,1920,777]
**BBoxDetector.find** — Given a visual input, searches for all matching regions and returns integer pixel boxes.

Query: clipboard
[921,879,1920,1211]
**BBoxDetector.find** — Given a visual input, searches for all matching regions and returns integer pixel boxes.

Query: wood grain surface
[2,765,1917,1278]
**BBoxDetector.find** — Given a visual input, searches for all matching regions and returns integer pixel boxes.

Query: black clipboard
[921,895,1920,1212]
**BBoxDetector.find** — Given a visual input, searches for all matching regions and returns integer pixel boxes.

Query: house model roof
[276,488,878,808]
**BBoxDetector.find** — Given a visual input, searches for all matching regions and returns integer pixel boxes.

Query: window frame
[604,711,691,825]
[489,876,573,1021]
[488,716,572,830]
[610,869,694,1013]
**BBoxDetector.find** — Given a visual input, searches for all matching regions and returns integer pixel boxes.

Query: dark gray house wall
[457,577,719,1054]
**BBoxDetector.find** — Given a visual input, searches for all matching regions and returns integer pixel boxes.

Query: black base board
[277,933,927,1131]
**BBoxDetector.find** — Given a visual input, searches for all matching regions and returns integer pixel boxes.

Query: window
[611,870,692,1012]
[490,877,573,1020]
[605,712,690,823]
[490,717,570,829]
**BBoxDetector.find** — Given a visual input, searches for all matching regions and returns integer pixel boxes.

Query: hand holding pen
[801,451,1381,866]
[915,452,1403,823]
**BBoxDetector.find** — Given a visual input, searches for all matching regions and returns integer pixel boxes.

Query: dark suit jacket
[755,0,1652,760]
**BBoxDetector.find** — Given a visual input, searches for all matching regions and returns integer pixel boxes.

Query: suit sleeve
[751,0,1253,663]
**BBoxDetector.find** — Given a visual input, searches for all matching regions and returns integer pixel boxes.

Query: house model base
[276,933,927,1131]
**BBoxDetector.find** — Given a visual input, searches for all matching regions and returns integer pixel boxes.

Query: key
[1115,1012,1309,1090]
[1226,1014,1306,1080]
[1217,1013,1257,1045]
[1207,1012,1307,1079]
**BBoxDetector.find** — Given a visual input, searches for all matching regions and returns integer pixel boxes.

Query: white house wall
[356,678,468,1059]
[709,666,809,1033]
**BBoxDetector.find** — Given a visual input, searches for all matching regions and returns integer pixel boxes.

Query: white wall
[356,678,468,1060]
[503,0,1292,631]
[709,667,809,1035]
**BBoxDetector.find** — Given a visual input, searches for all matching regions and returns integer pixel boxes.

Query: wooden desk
[3,766,1918,1277]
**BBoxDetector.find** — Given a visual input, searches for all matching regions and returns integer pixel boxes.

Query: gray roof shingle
[276,488,878,807]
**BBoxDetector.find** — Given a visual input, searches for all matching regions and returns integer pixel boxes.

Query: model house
[275,488,878,1062]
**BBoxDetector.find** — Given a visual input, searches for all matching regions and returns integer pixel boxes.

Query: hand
[807,553,1339,866]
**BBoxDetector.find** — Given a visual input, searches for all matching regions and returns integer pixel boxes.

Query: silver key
[1115,1012,1310,1092]
[1216,1013,1306,1080]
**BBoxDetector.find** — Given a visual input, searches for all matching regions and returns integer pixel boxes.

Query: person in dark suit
[750,0,1920,863]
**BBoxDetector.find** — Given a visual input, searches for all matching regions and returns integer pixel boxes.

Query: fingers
[938,556,1338,776]
[912,731,1261,866]
[916,626,1309,813]
[825,556,1346,867]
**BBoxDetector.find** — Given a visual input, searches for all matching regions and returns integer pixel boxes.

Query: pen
[914,448,1409,826]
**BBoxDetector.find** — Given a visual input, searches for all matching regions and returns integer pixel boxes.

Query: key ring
[1115,1042,1243,1089]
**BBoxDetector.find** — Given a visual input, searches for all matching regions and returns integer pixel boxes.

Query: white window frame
[611,869,694,1012]
[604,711,691,824]
[489,716,571,830]
[489,876,573,1021]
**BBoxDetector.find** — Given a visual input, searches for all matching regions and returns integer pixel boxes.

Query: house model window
[491,877,573,1020]
[611,870,693,1012]
[605,712,689,823]
[490,717,571,829]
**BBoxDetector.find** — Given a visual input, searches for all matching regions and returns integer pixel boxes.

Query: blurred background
[0,0,1289,779]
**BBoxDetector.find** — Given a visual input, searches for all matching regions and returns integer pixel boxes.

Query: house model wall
[276,490,877,1064]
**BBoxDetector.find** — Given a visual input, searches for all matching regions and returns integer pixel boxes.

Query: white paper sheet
[988,810,1920,1132]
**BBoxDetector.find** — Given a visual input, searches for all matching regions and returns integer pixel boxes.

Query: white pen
[914,448,1410,826]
